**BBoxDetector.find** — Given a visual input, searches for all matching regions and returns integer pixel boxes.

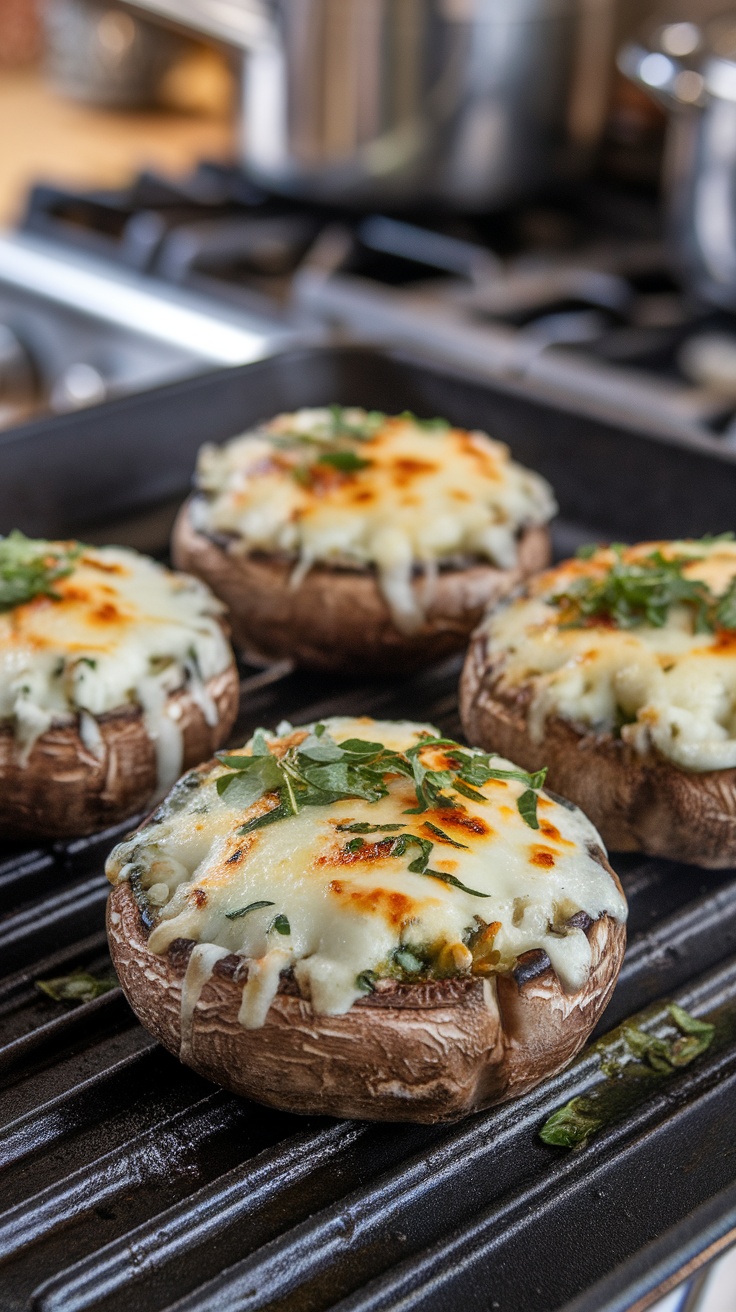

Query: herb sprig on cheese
[0,532,82,611]
[215,723,548,833]
[555,538,736,633]
[486,537,736,772]
[106,717,626,1029]
[193,407,556,632]
[0,539,233,786]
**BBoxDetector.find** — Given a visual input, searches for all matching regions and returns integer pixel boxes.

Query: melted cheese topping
[485,539,736,772]
[106,717,626,1031]
[193,409,556,631]
[0,545,233,787]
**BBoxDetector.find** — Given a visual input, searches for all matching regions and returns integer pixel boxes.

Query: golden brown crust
[460,634,736,868]
[171,500,551,673]
[107,873,626,1124]
[0,665,240,841]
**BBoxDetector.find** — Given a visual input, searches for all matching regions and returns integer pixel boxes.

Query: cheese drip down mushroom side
[106,716,627,1122]
[0,535,239,838]
[478,539,736,773]
[185,407,556,636]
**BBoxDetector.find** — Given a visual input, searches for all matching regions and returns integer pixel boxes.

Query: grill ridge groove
[6,345,736,1309]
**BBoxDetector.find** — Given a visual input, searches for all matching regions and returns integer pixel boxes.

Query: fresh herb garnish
[316,450,372,473]
[539,1003,716,1149]
[340,827,491,898]
[394,948,424,974]
[356,970,377,993]
[336,822,406,833]
[0,532,83,612]
[36,971,117,1004]
[226,900,275,921]
[517,789,541,831]
[557,540,736,633]
[328,405,385,440]
[422,820,469,849]
[269,913,291,935]
[398,410,451,432]
[423,869,491,898]
[215,728,547,849]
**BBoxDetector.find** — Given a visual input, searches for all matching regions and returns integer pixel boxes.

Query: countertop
[0,59,235,225]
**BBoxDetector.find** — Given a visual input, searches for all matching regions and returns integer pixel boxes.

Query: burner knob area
[50,362,108,412]
[0,324,37,404]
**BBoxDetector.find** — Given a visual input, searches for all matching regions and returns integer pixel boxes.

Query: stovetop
[6,159,736,442]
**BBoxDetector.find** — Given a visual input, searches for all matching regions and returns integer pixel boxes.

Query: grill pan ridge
[2,347,736,1312]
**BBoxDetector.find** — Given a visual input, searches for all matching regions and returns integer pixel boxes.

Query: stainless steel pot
[126,0,617,209]
[621,8,736,310]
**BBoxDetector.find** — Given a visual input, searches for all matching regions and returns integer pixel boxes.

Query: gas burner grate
[3,657,736,1312]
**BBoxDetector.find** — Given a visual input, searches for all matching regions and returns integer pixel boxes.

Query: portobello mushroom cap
[460,636,736,869]
[171,501,551,674]
[107,862,625,1124]
[0,666,240,841]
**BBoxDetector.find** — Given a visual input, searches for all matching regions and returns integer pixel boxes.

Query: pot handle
[121,0,273,50]
[618,41,705,110]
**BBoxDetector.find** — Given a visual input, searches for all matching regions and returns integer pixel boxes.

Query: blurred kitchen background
[7,0,736,445]
[1,4,736,1310]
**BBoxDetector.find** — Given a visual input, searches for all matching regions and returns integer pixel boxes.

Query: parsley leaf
[422,820,468,849]
[215,727,548,842]
[0,532,83,612]
[423,869,491,898]
[717,578,736,631]
[539,1002,716,1149]
[555,542,733,633]
[35,971,117,1004]
[317,451,372,473]
[517,789,541,830]
[226,900,275,921]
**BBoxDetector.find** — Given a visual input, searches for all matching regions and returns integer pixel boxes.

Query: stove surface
[6,160,736,443]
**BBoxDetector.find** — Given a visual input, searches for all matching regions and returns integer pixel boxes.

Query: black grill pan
[2,346,736,1312]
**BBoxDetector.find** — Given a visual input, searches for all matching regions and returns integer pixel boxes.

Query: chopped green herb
[576,543,599,560]
[356,970,377,993]
[328,405,385,440]
[316,450,372,473]
[517,789,540,830]
[716,578,736,631]
[394,948,424,974]
[0,532,83,612]
[345,837,365,853]
[539,1002,716,1149]
[213,727,549,846]
[36,971,117,1004]
[77,656,97,670]
[422,820,469,850]
[423,869,491,898]
[225,900,275,921]
[555,539,736,633]
[269,913,291,936]
[398,410,451,431]
[452,779,487,804]
[538,1095,607,1149]
[336,822,405,833]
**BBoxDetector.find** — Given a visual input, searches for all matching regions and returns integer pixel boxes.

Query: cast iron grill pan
[2,348,736,1312]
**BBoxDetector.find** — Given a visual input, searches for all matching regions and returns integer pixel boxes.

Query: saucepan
[125,0,619,209]
[620,6,736,310]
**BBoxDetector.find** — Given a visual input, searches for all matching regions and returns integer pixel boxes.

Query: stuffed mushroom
[0,532,239,840]
[106,716,626,1124]
[172,407,555,673]
[461,536,736,867]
